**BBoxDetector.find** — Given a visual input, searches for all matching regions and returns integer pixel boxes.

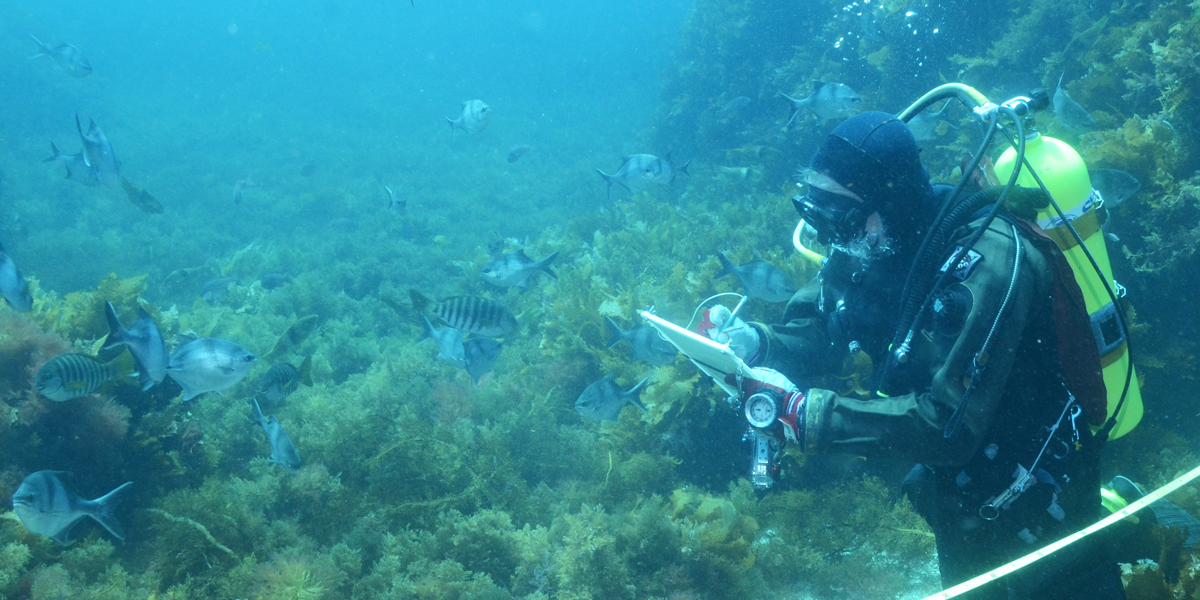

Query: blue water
[1,0,690,292]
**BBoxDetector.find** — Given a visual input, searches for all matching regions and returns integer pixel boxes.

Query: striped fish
[35,352,136,402]
[410,291,517,338]
[256,356,313,408]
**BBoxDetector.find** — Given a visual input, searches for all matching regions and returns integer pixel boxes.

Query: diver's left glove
[726,368,805,446]
[698,305,762,364]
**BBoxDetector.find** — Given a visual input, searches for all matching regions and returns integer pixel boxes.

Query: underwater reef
[4,0,1200,599]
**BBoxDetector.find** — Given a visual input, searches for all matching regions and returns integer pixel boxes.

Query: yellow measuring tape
[920,462,1200,600]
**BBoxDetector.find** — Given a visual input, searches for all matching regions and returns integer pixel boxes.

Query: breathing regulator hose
[883,100,1029,379]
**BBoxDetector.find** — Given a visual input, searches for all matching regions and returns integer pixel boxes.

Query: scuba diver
[701,111,1125,599]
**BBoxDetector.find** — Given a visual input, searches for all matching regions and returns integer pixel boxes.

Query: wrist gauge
[744,390,781,429]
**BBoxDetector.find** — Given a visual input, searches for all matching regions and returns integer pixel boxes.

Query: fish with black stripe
[35,351,137,402]
[410,290,517,338]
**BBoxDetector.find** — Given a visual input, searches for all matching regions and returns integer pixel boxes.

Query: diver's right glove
[698,305,762,364]
[726,368,805,446]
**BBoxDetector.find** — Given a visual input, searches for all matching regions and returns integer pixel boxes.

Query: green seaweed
[5,2,1200,599]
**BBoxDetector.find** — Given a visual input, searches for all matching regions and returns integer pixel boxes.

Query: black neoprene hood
[809,111,933,211]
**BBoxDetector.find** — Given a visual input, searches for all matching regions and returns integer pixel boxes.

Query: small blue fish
[11,471,132,544]
[261,273,292,290]
[232,178,255,205]
[507,145,532,163]
[781,83,861,129]
[76,115,121,188]
[200,277,236,305]
[252,399,301,472]
[0,241,33,312]
[446,99,492,136]
[907,101,956,142]
[715,252,796,303]
[481,250,558,289]
[604,317,677,366]
[1054,74,1096,133]
[575,375,648,423]
[29,35,92,78]
[717,96,752,116]
[385,185,405,213]
[463,337,502,386]
[595,154,690,199]
[421,316,465,369]
[167,337,256,401]
[44,142,101,187]
[1089,168,1141,209]
[103,301,169,391]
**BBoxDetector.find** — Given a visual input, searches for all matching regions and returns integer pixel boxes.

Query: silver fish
[716,252,796,303]
[575,375,648,423]
[201,277,236,305]
[781,83,861,129]
[385,185,405,213]
[232,178,255,205]
[103,301,169,391]
[595,154,690,199]
[44,142,101,186]
[717,95,752,116]
[1054,74,1096,132]
[29,35,92,78]
[421,316,466,369]
[11,471,132,544]
[446,99,492,136]
[604,317,677,366]
[481,250,559,288]
[261,273,292,290]
[411,291,518,338]
[0,241,33,312]
[167,337,256,401]
[256,356,313,408]
[76,115,121,188]
[907,101,956,142]
[252,399,301,472]
[35,352,136,402]
[1089,168,1141,209]
[507,145,532,163]
[463,337,502,385]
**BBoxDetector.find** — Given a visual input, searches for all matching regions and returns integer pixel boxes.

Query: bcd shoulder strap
[1009,216,1108,426]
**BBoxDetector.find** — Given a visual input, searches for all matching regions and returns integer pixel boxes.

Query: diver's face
[832,211,895,261]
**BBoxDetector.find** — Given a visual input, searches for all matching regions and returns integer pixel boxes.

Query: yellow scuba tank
[994,134,1142,439]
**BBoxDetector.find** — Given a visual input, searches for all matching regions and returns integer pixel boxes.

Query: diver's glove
[725,368,805,446]
[698,305,762,364]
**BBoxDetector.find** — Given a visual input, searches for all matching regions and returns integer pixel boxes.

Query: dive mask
[792,187,869,247]
[792,169,872,246]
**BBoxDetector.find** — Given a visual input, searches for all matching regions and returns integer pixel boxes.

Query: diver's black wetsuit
[758,213,1124,599]
[757,111,1125,599]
